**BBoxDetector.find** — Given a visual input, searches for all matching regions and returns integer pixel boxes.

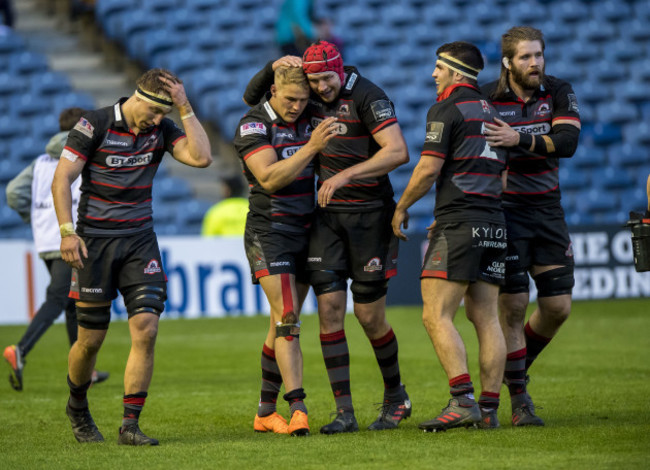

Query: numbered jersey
[233,94,315,233]
[421,84,507,224]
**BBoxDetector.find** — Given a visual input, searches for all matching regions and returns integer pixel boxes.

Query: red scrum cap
[302,41,344,84]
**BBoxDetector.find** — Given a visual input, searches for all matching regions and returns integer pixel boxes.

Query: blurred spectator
[0,0,14,28]
[3,107,109,392]
[315,17,344,55]
[275,0,315,56]
[201,174,249,236]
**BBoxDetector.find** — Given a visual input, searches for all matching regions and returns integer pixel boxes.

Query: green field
[1,298,648,469]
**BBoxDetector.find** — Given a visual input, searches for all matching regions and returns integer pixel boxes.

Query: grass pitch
[0,298,648,469]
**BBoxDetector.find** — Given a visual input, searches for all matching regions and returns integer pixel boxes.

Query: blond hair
[274,66,308,90]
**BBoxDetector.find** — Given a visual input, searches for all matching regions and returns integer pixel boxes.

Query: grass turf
[0,298,648,469]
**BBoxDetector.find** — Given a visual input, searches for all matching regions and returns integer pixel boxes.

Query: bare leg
[124,313,159,394]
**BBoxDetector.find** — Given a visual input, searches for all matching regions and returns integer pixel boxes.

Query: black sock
[67,375,91,410]
[258,344,282,417]
[525,322,551,371]
[122,392,147,428]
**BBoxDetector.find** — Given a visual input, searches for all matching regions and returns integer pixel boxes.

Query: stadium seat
[622,122,650,146]
[0,30,25,56]
[551,1,589,23]
[9,51,49,76]
[31,71,72,96]
[571,143,607,170]
[336,5,379,29]
[560,41,601,65]
[618,187,648,214]
[559,167,590,191]
[590,122,623,146]
[154,48,209,76]
[175,199,214,234]
[596,102,638,125]
[620,80,649,104]
[576,188,619,214]
[165,7,207,32]
[0,205,24,230]
[578,20,617,43]
[153,176,193,203]
[619,19,650,43]
[421,4,462,26]
[0,158,25,184]
[592,167,635,190]
[0,72,27,96]
[8,93,52,118]
[508,2,548,24]
[50,91,96,115]
[9,135,49,164]
[608,143,649,168]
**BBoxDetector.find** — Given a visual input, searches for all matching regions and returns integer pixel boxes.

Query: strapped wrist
[60,222,76,238]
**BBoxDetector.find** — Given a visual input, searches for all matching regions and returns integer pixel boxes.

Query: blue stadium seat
[546,62,583,84]
[591,59,626,83]
[9,51,49,76]
[32,113,61,141]
[154,48,209,76]
[0,158,25,184]
[343,43,383,69]
[537,20,574,46]
[130,30,186,66]
[0,30,25,56]
[589,122,623,146]
[51,91,96,115]
[176,199,214,234]
[559,167,590,191]
[596,102,638,125]
[140,0,179,12]
[473,3,504,24]
[187,28,229,52]
[619,19,650,43]
[10,135,49,164]
[31,71,72,96]
[592,167,635,190]
[560,41,601,65]
[566,211,595,227]
[631,59,650,83]
[633,1,650,21]
[508,2,548,24]
[608,143,649,168]
[421,4,462,26]
[575,188,618,214]
[571,143,606,169]
[0,72,27,96]
[577,20,617,43]
[153,176,193,203]
[185,68,233,100]
[592,0,632,22]
[618,187,648,214]
[334,5,379,29]
[363,23,403,49]
[0,205,26,232]
[551,1,589,23]
[621,80,649,104]
[185,0,226,12]
[94,0,131,34]
[8,93,52,118]
[623,122,650,146]
[165,7,207,32]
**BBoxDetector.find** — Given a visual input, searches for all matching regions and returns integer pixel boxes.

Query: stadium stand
[1,0,649,239]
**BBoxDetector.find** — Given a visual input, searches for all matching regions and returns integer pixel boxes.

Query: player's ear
[270,84,277,97]
[502,57,510,69]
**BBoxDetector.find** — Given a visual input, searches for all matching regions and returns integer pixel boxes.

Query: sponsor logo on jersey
[240,122,267,137]
[106,152,154,167]
[345,73,358,91]
[513,122,552,135]
[364,257,383,272]
[535,102,551,117]
[425,121,444,143]
[282,145,303,158]
[311,117,347,135]
[104,138,130,147]
[499,110,517,116]
[81,287,103,293]
[275,132,295,140]
[338,103,350,116]
[270,261,290,267]
[481,100,490,114]
[567,93,579,114]
[430,251,442,266]
[144,259,162,274]
[370,100,395,122]
[307,257,322,263]
[73,118,94,138]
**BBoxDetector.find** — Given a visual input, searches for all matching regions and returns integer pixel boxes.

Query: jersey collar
[437,83,478,102]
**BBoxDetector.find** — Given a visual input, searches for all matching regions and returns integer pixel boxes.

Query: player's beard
[510,64,544,91]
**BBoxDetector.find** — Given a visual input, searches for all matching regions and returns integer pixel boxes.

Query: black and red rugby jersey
[481,75,581,208]
[233,94,315,233]
[422,84,507,224]
[62,99,186,237]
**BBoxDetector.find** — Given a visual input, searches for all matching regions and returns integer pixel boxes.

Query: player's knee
[276,321,301,340]
[533,266,574,298]
[500,270,530,295]
[350,280,387,304]
[123,283,166,319]
[311,270,347,297]
[76,305,111,331]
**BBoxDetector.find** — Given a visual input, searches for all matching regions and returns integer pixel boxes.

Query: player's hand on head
[160,73,188,108]
[272,56,303,70]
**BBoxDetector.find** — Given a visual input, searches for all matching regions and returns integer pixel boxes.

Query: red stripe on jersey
[454,155,505,161]
[321,152,362,159]
[275,140,308,148]
[172,135,186,146]
[88,195,152,205]
[84,214,152,222]
[454,172,501,178]
[346,182,379,188]
[243,145,273,161]
[106,129,133,138]
[552,116,580,124]
[69,290,80,300]
[255,268,270,278]
[462,190,500,198]
[371,118,398,134]
[504,185,559,195]
[91,180,153,190]
[422,270,448,279]
[385,268,397,279]
[270,192,313,198]
[90,162,159,171]
[63,146,88,161]
[421,150,446,159]
[97,146,163,156]
[329,198,365,203]
[509,168,557,177]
